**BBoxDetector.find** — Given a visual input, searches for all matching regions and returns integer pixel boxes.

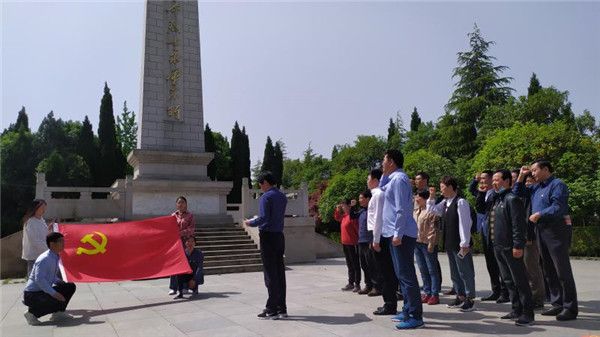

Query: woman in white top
[21,199,52,277]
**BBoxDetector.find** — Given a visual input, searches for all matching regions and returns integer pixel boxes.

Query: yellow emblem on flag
[76,231,108,255]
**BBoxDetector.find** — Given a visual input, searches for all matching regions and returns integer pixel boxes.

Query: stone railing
[35,173,133,220]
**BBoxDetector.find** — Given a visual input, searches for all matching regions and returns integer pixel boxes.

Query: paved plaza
[1,254,598,337]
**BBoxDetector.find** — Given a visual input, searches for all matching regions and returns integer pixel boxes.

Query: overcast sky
[3,1,599,165]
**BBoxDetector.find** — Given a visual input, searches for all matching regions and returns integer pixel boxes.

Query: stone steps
[194,223,262,275]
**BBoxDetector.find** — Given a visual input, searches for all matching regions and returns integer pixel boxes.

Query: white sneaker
[182,289,190,294]
[168,290,176,295]
[24,311,41,325]
[49,311,73,321]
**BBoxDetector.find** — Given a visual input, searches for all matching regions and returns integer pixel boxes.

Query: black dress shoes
[496,295,510,304]
[373,307,397,315]
[556,308,577,321]
[541,306,563,316]
[481,293,500,301]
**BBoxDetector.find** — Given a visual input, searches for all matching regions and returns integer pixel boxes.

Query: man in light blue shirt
[23,232,76,325]
[380,149,423,330]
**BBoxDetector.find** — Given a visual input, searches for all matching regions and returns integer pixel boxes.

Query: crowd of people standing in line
[336,150,578,330]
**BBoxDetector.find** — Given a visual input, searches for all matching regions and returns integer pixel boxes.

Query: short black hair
[360,189,372,199]
[416,189,430,200]
[532,159,553,173]
[184,235,196,244]
[511,169,520,176]
[369,169,383,181]
[481,170,494,178]
[384,149,404,168]
[176,196,187,203]
[46,232,64,247]
[258,171,277,185]
[416,172,429,181]
[494,169,512,186]
[440,175,458,191]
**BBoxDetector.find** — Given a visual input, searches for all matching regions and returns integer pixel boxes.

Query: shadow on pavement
[284,313,371,325]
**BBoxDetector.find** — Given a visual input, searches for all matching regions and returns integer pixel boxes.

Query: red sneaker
[427,295,440,305]
[421,294,431,303]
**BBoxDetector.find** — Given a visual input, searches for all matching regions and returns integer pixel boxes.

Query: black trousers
[342,244,361,286]
[260,231,287,313]
[536,221,578,314]
[374,236,398,311]
[177,274,197,292]
[494,247,534,317]
[482,231,508,297]
[23,282,76,318]
[358,243,379,290]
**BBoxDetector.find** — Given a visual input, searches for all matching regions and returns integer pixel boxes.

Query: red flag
[57,216,191,282]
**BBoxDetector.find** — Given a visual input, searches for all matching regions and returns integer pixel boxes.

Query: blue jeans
[447,248,476,299]
[414,243,441,296]
[389,235,423,320]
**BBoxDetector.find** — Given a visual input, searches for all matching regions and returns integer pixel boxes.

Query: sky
[2,0,600,166]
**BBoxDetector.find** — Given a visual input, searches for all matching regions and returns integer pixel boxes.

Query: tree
[78,116,100,185]
[404,149,457,189]
[97,83,126,186]
[318,168,368,223]
[409,107,422,132]
[471,121,599,225]
[575,110,597,136]
[36,111,67,161]
[228,122,251,202]
[387,111,406,149]
[331,135,387,175]
[212,131,232,181]
[404,121,437,153]
[1,125,37,237]
[443,23,513,158]
[527,73,542,97]
[204,124,217,180]
[273,141,284,186]
[3,106,29,135]
[115,101,137,160]
[260,136,276,176]
[242,127,252,188]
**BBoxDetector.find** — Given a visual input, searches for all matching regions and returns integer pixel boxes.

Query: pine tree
[241,127,251,188]
[97,82,126,186]
[273,141,284,187]
[527,73,542,97]
[409,107,421,132]
[36,111,66,161]
[4,107,30,135]
[204,124,217,180]
[116,101,137,158]
[78,116,100,183]
[387,118,396,142]
[229,122,244,203]
[261,136,276,174]
[443,23,513,158]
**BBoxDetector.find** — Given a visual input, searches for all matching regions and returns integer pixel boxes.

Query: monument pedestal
[128,150,233,225]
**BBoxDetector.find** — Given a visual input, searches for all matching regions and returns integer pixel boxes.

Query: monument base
[127,149,234,224]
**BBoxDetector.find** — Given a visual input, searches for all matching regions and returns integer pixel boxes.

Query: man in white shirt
[368,169,398,316]
[427,176,476,312]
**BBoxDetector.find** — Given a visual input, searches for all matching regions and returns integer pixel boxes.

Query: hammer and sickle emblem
[76,231,108,255]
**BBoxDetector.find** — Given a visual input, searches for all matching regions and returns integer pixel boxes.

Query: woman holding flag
[168,196,196,295]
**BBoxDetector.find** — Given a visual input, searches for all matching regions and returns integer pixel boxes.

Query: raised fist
[428,187,436,200]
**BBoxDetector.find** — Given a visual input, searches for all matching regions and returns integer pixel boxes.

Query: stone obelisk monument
[128,0,232,223]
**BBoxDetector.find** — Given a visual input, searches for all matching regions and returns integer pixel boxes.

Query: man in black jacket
[482,169,535,326]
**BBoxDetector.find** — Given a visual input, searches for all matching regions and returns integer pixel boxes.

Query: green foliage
[36,150,92,187]
[443,24,513,159]
[527,73,541,97]
[282,144,331,192]
[97,83,126,186]
[575,110,597,136]
[331,135,387,175]
[78,116,100,184]
[261,136,276,177]
[409,107,422,132]
[205,124,217,180]
[404,149,456,188]
[404,121,437,154]
[386,112,406,150]
[115,101,137,170]
[1,126,37,237]
[229,122,251,203]
[213,131,233,182]
[273,141,284,186]
[571,226,600,257]
[471,121,600,225]
[318,168,368,223]
[3,106,29,135]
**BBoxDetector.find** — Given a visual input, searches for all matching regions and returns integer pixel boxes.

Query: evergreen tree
[78,116,100,183]
[241,127,252,188]
[97,82,126,186]
[213,132,233,181]
[204,124,217,180]
[444,24,513,158]
[527,73,542,97]
[4,106,29,135]
[409,107,422,132]
[273,141,284,187]
[387,118,396,142]
[36,111,66,161]
[229,122,244,203]
[261,136,276,176]
[115,101,137,159]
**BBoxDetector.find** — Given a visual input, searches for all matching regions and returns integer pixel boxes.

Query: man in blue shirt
[23,232,76,325]
[515,159,578,321]
[244,171,288,320]
[380,149,424,330]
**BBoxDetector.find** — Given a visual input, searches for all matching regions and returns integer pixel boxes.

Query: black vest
[441,198,471,251]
